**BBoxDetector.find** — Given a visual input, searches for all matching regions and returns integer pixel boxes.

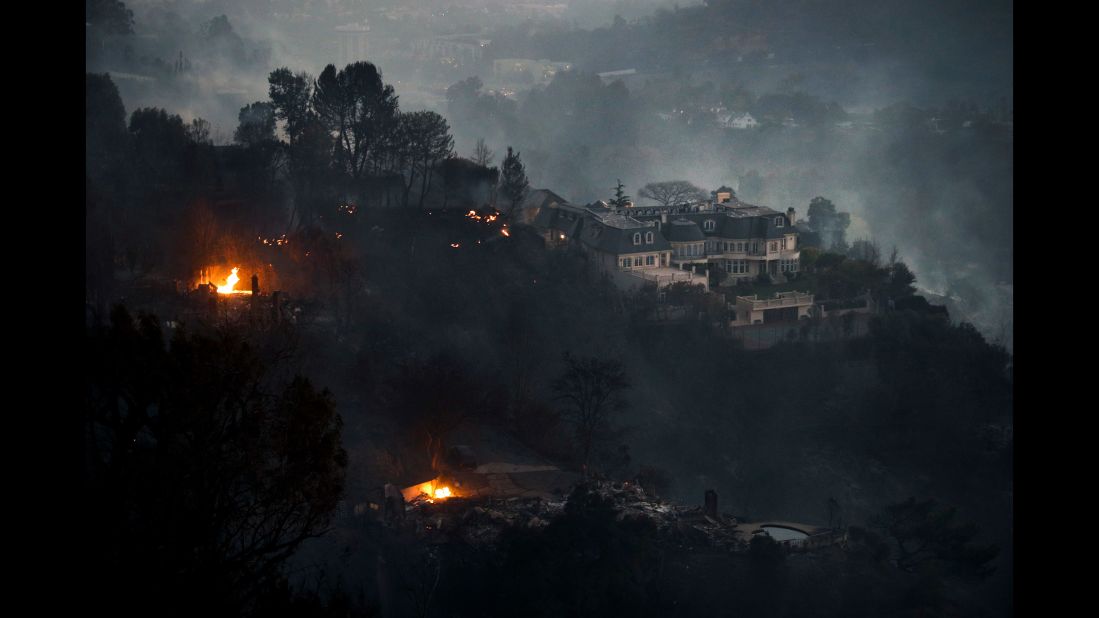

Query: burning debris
[259,234,289,246]
[215,267,251,295]
[465,209,499,224]
[197,267,253,295]
[374,480,844,556]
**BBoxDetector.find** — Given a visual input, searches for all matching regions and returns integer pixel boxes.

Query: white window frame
[645,231,654,244]
[633,233,641,245]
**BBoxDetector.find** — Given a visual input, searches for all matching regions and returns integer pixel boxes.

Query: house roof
[521,188,570,211]
[578,218,670,255]
[666,218,706,242]
[531,202,586,238]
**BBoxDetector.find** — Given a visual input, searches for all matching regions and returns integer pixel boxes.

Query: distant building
[728,112,758,129]
[412,33,487,67]
[493,59,573,84]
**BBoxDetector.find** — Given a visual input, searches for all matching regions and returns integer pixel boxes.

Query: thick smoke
[90,0,1012,345]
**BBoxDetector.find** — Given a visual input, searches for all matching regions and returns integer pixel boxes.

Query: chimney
[660,212,668,225]
[787,207,796,226]
[704,489,718,518]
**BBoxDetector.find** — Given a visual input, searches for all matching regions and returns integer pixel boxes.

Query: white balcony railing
[736,291,814,309]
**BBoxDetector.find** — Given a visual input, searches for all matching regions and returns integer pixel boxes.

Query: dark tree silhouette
[806,196,851,251]
[639,180,707,207]
[872,498,1000,579]
[235,101,277,147]
[313,62,401,181]
[267,68,314,147]
[129,107,189,188]
[86,73,129,181]
[499,146,529,217]
[611,179,631,207]
[550,353,631,473]
[84,307,347,615]
[472,138,494,167]
[86,0,134,35]
[397,111,454,209]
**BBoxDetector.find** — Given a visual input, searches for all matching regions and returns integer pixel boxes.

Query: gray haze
[88,0,1012,346]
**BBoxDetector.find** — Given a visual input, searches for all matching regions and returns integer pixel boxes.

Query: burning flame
[401,478,456,502]
[214,267,252,295]
[216,267,240,294]
[466,210,499,223]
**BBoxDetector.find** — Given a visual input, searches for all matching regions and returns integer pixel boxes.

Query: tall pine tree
[500,146,529,219]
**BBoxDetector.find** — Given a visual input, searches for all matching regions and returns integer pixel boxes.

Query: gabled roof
[521,188,570,211]
[531,202,586,238]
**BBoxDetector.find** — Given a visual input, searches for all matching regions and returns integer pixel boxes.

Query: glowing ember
[451,243,460,248]
[215,267,251,295]
[260,234,289,246]
[466,210,499,223]
[501,227,510,237]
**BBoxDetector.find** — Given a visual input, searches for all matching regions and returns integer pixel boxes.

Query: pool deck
[736,520,829,541]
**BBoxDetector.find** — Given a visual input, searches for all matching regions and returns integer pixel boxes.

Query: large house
[529,192,813,325]
[532,200,701,289]
[532,195,802,285]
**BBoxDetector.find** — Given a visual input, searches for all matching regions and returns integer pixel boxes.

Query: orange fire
[466,210,499,223]
[215,267,252,295]
[401,478,456,502]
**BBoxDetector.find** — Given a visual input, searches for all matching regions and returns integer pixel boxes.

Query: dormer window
[645,231,654,244]
[633,233,641,245]
[775,217,784,227]
[704,219,716,231]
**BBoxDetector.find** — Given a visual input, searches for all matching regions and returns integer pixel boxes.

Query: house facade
[531,200,701,289]
[533,195,802,286]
